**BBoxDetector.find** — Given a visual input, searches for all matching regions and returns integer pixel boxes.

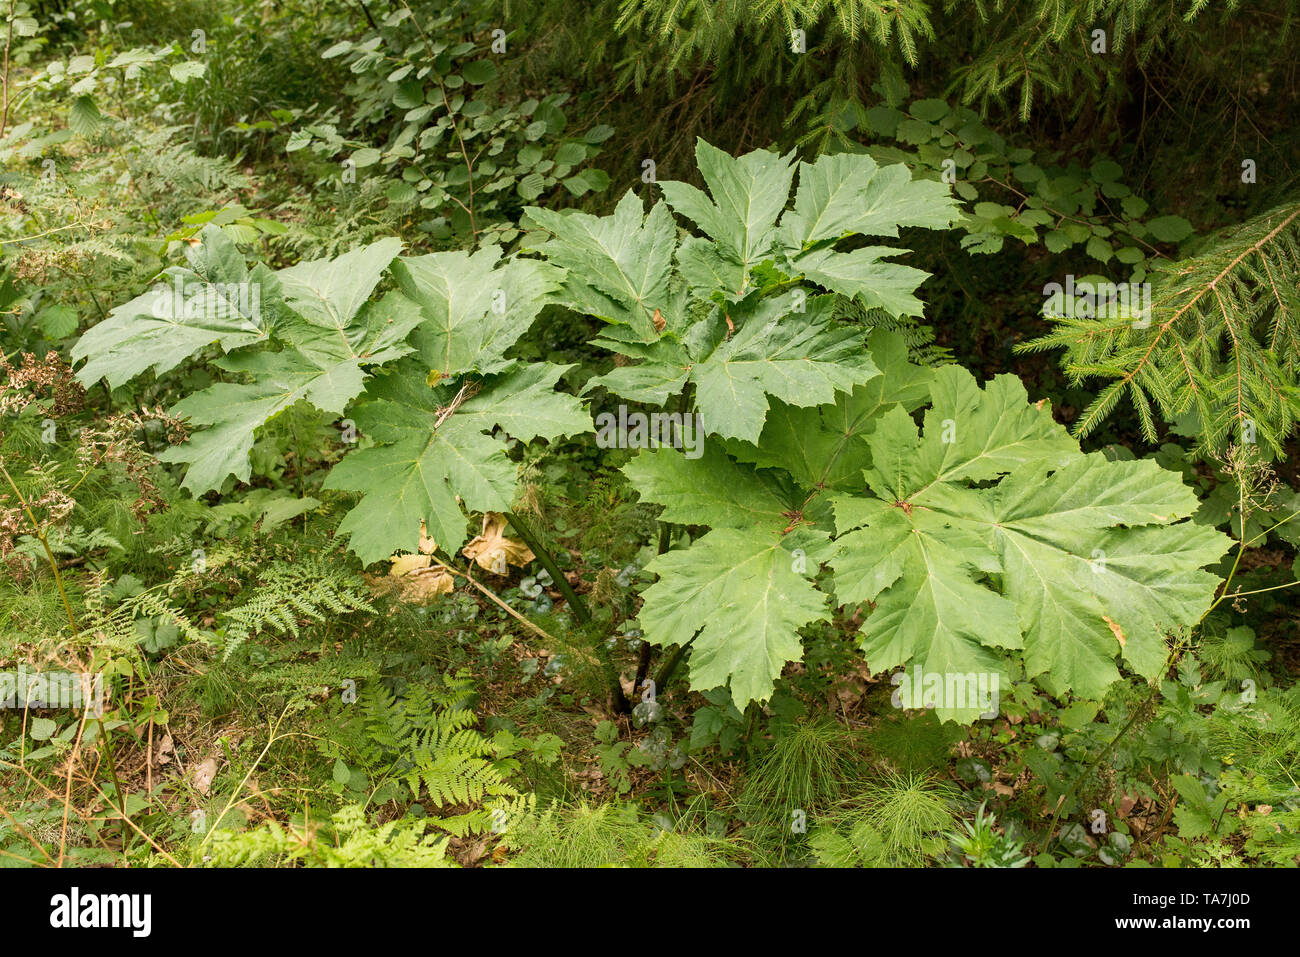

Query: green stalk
[654,635,695,693]
[504,510,591,625]
[503,511,630,713]
[632,521,673,697]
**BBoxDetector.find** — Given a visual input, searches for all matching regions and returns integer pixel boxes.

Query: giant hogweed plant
[522,138,1235,721]
[70,140,1235,723]
[67,222,589,561]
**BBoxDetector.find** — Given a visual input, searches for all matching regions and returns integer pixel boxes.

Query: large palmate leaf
[155,242,414,493]
[625,333,1231,720]
[390,246,562,378]
[622,332,927,706]
[71,228,415,494]
[325,361,590,563]
[688,296,880,441]
[724,329,933,495]
[317,240,583,564]
[526,139,960,447]
[586,294,881,442]
[658,139,797,292]
[636,525,832,707]
[792,245,933,318]
[525,191,676,342]
[71,226,276,387]
[920,457,1234,695]
[625,444,832,706]
[660,139,961,304]
[830,366,1233,719]
[780,152,960,246]
[158,291,421,492]
[277,237,403,333]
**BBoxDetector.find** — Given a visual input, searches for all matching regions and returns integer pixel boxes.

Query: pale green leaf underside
[623,443,794,529]
[391,246,561,379]
[159,292,424,493]
[525,192,675,342]
[71,226,274,387]
[276,237,403,333]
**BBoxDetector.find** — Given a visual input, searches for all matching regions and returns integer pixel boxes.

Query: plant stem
[632,521,672,696]
[0,0,15,139]
[503,510,590,624]
[500,511,629,713]
[429,546,560,644]
[654,635,695,692]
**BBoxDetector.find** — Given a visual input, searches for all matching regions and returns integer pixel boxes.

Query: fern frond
[220,555,373,659]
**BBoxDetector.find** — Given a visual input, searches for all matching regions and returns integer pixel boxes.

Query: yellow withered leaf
[462,512,534,576]
[418,519,437,555]
[377,520,454,604]
[394,566,454,602]
[1102,615,1125,648]
[390,553,432,576]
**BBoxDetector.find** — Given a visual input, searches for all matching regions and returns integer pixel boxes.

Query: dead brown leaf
[372,520,456,604]
[462,512,534,575]
[192,756,219,796]
[153,733,175,768]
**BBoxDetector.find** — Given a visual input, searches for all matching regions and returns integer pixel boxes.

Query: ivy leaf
[325,361,591,563]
